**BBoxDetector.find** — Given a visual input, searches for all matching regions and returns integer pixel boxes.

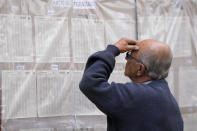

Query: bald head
[137,39,172,59]
[136,39,173,80]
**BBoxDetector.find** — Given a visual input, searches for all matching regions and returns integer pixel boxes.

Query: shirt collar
[143,80,152,85]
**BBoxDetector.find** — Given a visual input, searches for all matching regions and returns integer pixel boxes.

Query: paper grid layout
[71,19,105,63]
[105,20,136,63]
[108,71,130,84]
[179,66,197,107]
[138,16,192,57]
[2,71,37,119]
[165,16,192,57]
[35,16,70,63]
[20,128,54,131]
[37,71,74,117]
[136,0,184,16]
[138,16,166,41]
[0,14,33,62]
[71,71,103,115]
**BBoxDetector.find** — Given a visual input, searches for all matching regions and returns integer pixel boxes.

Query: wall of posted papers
[0,0,197,131]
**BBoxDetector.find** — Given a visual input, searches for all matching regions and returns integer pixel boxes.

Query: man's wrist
[106,45,120,56]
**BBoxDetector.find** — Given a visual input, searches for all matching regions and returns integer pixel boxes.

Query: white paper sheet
[0,0,5,9]
[16,65,25,70]
[194,16,197,54]
[24,0,47,15]
[71,71,103,115]
[11,5,19,13]
[73,0,96,9]
[105,19,136,63]
[165,16,192,57]
[2,71,37,119]
[0,14,33,62]
[37,71,74,117]
[51,64,59,71]
[0,15,8,58]
[179,66,197,107]
[137,0,184,16]
[7,0,21,13]
[35,16,70,63]
[165,68,175,95]
[108,71,130,83]
[105,19,136,46]
[138,16,192,57]
[52,0,72,7]
[71,19,105,63]
[138,16,166,41]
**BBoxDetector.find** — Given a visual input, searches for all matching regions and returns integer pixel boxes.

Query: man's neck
[130,75,151,83]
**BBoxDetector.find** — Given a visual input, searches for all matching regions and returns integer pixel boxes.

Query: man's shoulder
[124,79,169,95]
[110,79,169,97]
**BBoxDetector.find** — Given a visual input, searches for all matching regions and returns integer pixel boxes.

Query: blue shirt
[79,45,183,131]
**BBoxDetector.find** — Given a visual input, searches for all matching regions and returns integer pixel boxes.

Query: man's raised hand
[114,37,139,53]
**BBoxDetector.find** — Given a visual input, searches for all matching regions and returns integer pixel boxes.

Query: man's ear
[136,63,145,76]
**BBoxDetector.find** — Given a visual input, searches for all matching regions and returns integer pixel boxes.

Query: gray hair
[139,49,173,80]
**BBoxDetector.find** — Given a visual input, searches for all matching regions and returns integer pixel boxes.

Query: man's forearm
[79,45,120,90]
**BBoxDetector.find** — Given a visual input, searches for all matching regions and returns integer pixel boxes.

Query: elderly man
[79,38,183,131]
